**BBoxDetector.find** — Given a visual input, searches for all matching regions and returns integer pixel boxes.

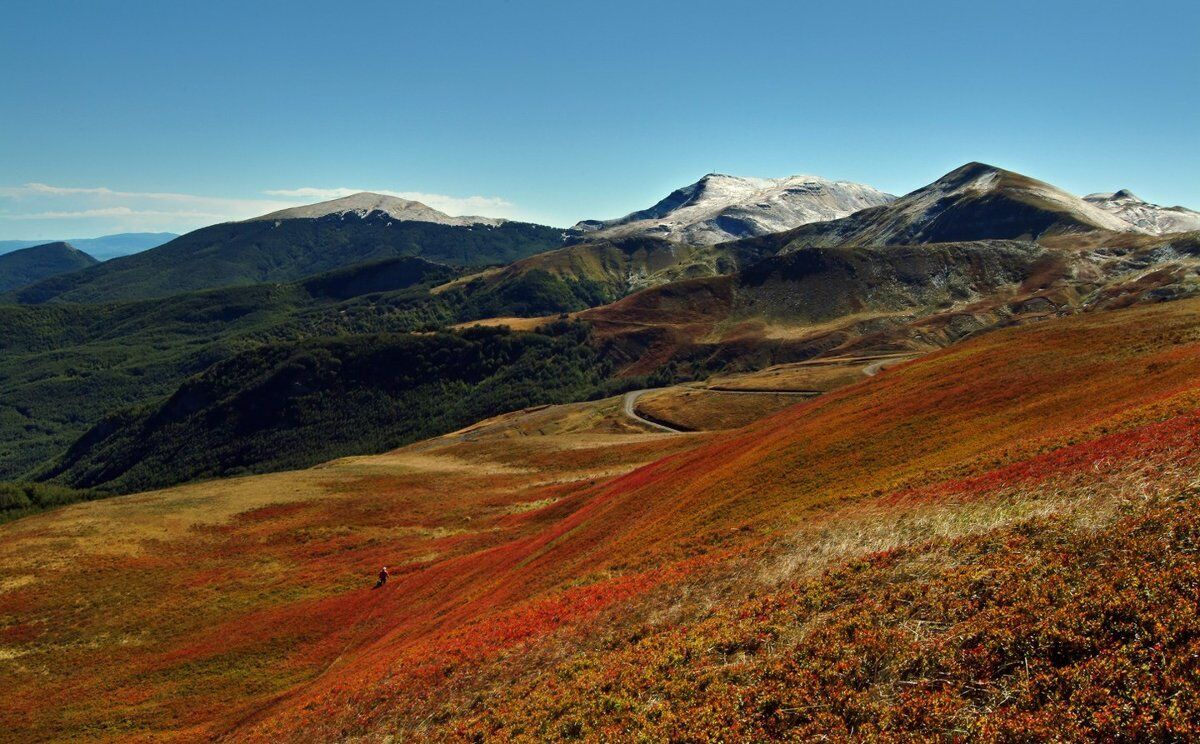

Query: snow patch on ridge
[882,163,1138,237]
[249,192,505,227]
[575,173,895,245]
[1084,190,1200,235]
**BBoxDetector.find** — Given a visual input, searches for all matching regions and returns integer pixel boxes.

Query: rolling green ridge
[0,257,458,478]
[0,242,99,291]
[0,228,768,486]
[7,215,566,304]
[38,322,656,494]
[0,256,636,481]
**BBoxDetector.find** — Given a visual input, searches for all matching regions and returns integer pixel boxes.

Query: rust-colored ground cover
[2,299,1199,741]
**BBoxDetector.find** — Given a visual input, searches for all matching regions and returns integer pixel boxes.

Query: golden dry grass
[635,388,813,430]
[3,299,1200,742]
[428,267,503,295]
[448,315,561,331]
[703,353,919,391]
[632,354,922,431]
[0,391,707,741]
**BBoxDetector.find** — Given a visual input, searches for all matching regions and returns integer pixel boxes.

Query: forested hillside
[8,215,565,304]
[0,242,98,291]
[38,322,658,493]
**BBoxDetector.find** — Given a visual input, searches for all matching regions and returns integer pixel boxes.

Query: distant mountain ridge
[564,161,1200,377]
[6,193,564,304]
[0,241,98,291]
[0,232,177,260]
[251,192,506,227]
[573,173,894,245]
[451,163,1200,332]
[7,162,1200,495]
[734,162,1139,252]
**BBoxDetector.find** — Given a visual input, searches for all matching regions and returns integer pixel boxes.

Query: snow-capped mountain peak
[906,162,1137,233]
[250,192,504,227]
[1083,189,1200,235]
[573,174,894,245]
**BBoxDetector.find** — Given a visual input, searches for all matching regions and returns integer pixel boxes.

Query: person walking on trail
[374,566,389,589]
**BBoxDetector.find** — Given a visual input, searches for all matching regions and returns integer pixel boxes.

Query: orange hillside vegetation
[1,298,1199,741]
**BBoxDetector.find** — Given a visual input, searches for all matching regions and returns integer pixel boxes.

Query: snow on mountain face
[825,162,1138,246]
[912,163,1137,233]
[250,192,505,227]
[769,162,1160,250]
[1083,190,1200,235]
[574,174,894,245]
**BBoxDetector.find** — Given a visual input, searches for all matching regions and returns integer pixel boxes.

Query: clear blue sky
[2,0,1197,238]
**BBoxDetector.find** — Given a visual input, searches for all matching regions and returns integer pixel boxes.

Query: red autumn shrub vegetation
[1,299,1198,742]
[440,492,1200,741]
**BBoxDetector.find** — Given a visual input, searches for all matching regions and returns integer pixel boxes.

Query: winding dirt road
[862,354,916,377]
[623,355,919,432]
[622,390,687,433]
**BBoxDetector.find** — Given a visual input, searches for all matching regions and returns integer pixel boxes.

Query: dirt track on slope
[624,354,921,432]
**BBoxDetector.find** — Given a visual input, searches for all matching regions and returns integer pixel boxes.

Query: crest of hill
[0,241,99,292]
[251,191,505,227]
[574,173,894,245]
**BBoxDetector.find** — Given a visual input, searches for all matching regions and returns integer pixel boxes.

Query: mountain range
[5,194,563,303]
[0,232,177,260]
[743,162,1138,250]
[5,168,1192,304]
[573,172,894,244]
[1,160,1190,493]
[569,163,1200,377]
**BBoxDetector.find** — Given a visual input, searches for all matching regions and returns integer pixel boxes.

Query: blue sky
[2,0,1197,238]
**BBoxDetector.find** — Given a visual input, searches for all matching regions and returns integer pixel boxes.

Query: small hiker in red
[373,566,389,589]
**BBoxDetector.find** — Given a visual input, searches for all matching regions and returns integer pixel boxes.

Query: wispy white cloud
[6,207,231,220]
[0,182,523,237]
[7,206,138,219]
[0,182,297,233]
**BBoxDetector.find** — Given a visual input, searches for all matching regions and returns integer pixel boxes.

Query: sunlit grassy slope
[2,298,1199,741]
[632,355,918,430]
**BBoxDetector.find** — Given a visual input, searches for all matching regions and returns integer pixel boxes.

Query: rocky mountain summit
[1084,189,1200,235]
[252,192,505,227]
[573,173,893,245]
